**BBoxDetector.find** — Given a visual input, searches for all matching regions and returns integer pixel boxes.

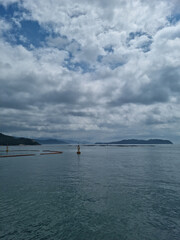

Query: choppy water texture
[1,144,180,240]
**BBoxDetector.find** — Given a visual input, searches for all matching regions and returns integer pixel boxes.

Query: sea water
[0,144,180,240]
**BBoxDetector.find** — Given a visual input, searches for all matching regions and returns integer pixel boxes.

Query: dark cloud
[161,67,180,93]
[41,90,80,105]
[0,123,38,133]
[67,111,95,117]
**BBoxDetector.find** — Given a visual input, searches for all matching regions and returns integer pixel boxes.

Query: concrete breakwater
[0,150,63,158]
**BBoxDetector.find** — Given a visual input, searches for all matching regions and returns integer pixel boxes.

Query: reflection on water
[0,145,180,240]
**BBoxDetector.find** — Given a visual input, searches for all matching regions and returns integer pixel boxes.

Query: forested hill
[0,133,40,146]
[96,139,173,144]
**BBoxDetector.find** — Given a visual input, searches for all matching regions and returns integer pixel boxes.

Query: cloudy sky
[0,0,180,143]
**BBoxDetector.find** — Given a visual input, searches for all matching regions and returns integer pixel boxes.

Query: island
[95,139,173,144]
[0,133,40,146]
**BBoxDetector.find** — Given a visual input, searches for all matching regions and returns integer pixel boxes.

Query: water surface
[0,144,180,240]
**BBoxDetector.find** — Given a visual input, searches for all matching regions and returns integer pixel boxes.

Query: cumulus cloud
[0,0,180,142]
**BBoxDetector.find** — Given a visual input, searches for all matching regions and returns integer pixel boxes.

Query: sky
[0,0,180,143]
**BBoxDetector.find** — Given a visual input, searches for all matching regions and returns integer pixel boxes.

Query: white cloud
[0,19,12,36]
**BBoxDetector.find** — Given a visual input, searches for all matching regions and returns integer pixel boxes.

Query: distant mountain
[0,133,40,146]
[35,138,90,144]
[35,138,68,144]
[95,139,173,144]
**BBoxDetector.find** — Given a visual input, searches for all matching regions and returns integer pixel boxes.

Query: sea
[0,144,180,240]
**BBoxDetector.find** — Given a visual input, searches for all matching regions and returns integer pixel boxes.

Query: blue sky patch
[2,19,49,49]
[128,31,152,41]
[19,20,49,47]
[0,2,19,19]
[64,58,95,73]
[168,13,180,24]
[0,3,49,48]
[137,39,153,53]
[104,45,114,53]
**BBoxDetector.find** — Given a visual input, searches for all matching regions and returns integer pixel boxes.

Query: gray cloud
[42,89,80,105]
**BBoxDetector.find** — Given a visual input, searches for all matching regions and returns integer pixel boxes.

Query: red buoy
[77,145,81,154]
